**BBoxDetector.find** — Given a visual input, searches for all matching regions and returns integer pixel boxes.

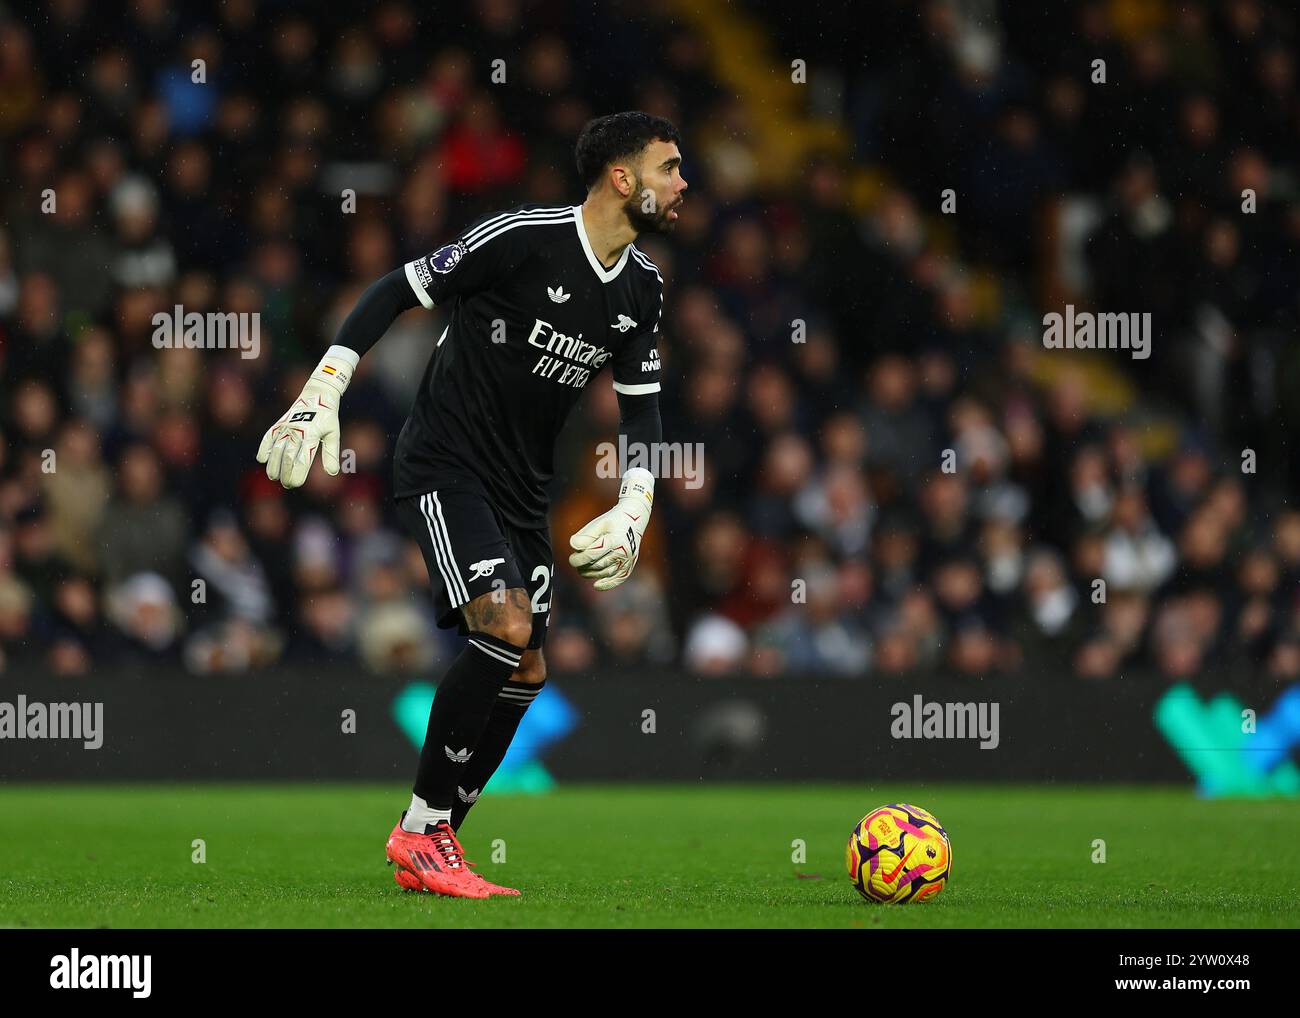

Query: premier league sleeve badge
[430,241,468,274]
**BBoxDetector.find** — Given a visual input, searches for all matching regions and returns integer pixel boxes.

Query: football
[846,803,952,904]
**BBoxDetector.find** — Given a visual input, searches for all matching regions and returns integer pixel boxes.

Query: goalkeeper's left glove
[568,467,655,591]
[256,345,358,489]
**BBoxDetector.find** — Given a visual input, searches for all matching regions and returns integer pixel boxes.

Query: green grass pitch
[0,783,1296,928]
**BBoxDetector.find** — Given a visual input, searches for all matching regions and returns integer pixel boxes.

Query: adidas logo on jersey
[611,314,638,332]
[468,557,506,579]
[547,285,570,303]
[444,746,473,763]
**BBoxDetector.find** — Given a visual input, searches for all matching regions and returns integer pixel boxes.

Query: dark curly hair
[574,111,681,191]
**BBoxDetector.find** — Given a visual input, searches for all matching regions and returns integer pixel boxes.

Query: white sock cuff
[402,793,452,833]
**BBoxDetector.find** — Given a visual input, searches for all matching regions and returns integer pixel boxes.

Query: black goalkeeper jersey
[392,204,664,530]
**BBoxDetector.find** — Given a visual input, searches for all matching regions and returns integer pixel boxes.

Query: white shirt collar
[572,205,630,283]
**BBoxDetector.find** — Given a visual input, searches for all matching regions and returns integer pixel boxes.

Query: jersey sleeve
[610,276,663,395]
[401,214,529,309]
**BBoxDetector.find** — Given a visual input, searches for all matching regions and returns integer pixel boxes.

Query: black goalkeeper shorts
[394,478,552,650]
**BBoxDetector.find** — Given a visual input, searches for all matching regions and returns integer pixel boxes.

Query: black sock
[451,679,545,830]
[412,632,526,815]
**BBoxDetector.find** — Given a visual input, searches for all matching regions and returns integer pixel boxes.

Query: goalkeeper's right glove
[256,344,358,489]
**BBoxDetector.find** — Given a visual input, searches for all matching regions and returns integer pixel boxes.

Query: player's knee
[464,589,532,650]
[479,614,532,651]
[513,650,547,686]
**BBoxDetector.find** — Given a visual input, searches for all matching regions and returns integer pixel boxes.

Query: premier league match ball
[846,803,952,904]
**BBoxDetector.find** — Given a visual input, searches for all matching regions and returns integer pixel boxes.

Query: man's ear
[610,160,639,199]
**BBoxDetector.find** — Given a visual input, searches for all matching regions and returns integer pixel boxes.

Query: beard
[623,178,680,234]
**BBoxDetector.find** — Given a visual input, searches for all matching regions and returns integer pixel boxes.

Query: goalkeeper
[256,112,684,899]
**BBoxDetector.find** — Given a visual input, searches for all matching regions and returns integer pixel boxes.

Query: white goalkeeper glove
[568,467,655,591]
[256,345,358,489]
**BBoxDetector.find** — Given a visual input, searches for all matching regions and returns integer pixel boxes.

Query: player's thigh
[506,524,554,651]
[461,587,532,649]
[394,488,530,645]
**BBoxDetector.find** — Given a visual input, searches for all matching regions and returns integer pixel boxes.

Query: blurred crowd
[1,0,1298,681]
